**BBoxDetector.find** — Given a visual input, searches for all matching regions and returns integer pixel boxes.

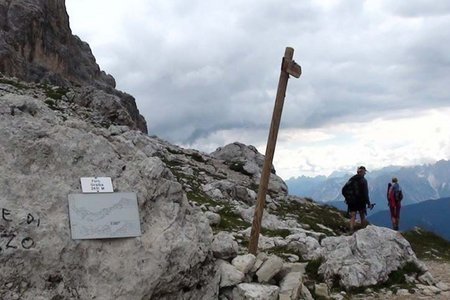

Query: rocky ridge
[0,0,147,132]
[1,77,449,299]
[0,0,449,299]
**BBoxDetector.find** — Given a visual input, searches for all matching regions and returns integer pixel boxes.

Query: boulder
[285,233,323,260]
[232,254,256,274]
[218,260,246,288]
[256,255,284,283]
[279,272,303,300]
[211,142,269,176]
[232,283,279,300]
[205,211,221,226]
[211,231,239,259]
[210,142,288,197]
[314,283,329,298]
[0,86,217,299]
[318,225,421,289]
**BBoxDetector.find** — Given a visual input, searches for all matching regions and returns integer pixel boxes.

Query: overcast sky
[66,0,450,179]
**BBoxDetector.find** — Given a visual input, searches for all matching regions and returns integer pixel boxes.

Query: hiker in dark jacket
[387,177,402,230]
[347,166,371,233]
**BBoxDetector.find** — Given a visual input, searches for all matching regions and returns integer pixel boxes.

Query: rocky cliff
[0,0,147,133]
[0,1,449,300]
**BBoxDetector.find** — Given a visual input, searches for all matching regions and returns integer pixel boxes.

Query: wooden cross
[248,47,301,255]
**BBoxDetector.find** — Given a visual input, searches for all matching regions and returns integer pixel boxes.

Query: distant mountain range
[286,159,450,215]
[367,197,450,241]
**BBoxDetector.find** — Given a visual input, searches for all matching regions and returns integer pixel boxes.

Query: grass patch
[260,228,291,238]
[44,99,58,110]
[215,205,250,232]
[160,148,246,235]
[384,262,422,287]
[305,257,325,282]
[0,77,28,89]
[39,84,68,100]
[186,186,250,233]
[266,245,304,261]
[402,228,450,262]
[274,200,348,235]
[342,262,421,296]
[186,190,218,207]
[165,159,185,168]
[235,235,250,250]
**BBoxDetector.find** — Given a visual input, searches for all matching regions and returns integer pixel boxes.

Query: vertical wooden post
[248,47,299,255]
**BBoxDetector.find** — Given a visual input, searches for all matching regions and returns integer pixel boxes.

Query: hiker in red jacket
[387,177,403,230]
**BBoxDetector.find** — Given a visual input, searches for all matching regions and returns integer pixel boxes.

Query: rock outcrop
[0,0,147,133]
[0,79,218,299]
[319,226,425,288]
[0,0,110,88]
[0,1,448,299]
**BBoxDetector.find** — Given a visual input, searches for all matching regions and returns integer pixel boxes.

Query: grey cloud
[68,1,450,149]
[384,0,450,17]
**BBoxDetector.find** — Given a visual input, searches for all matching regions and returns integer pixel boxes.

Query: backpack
[342,177,360,205]
[386,183,392,200]
[395,190,403,202]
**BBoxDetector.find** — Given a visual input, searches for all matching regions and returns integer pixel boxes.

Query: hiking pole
[248,47,301,255]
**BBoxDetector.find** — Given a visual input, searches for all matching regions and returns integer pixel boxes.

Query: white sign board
[80,177,113,193]
[68,192,141,240]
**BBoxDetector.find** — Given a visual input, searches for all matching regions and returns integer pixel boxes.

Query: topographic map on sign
[68,192,141,239]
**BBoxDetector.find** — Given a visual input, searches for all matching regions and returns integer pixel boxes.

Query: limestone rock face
[211,142,270,176]
[212,231,239,259]
[319,225,422,289]
[0,3,442,299]
[0,80,217,299]
[0,78,444,299]
[0,0,147,133]
[210,142,288,197]
[0,0,111,88]
[232,283,279,300]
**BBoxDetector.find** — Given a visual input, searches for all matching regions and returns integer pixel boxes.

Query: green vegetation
[260,228,291,238]
[274,200,348,235]
[0,77,28,89]
[39,84,68,100]
[159,146,447,298]
[266,245,304,261]
[187,189,250,234]
[305,257,325,282]
[186,190,217,207]
[341,261,422,298]
[359,262,420,297]
[159,146,253,235]
[162,151,250,235]
[402,228,450,262]
[215,205,250,232]
[44,99,57,110]
[236,236,249,250]
[385,262,422,286]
